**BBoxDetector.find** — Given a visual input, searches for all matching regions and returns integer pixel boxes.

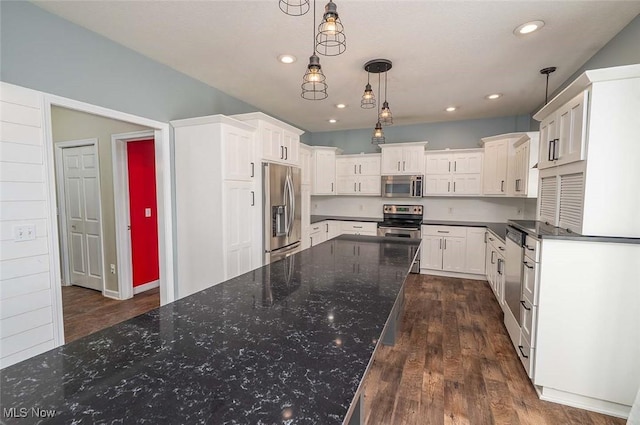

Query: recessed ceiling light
[514,20,545,35]
[445,106,457,112]
[486,93,502,100]
[328,119,337,123]
[278,54,296,64]
[335,103,347,109]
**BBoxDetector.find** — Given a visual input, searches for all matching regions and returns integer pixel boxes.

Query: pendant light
[301,0,328,100]
[371,72,385,144]
[360,71,375,109]
[315,0,346,56]
[379,67,393,126]
[540,66,557,105]
[279,0,309,16]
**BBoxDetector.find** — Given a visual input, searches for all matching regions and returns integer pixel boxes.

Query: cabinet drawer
[524,235,540,262]
[520,298,537,348]
[518,336,535,379]
[421,225,467,238]
[341,221,377,234]
[487,233,506,254]
[522,258,539,306]
[310,223,323,233]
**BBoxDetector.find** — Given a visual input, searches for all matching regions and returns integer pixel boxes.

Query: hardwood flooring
[362,274,625,425]
[62,285,160,343]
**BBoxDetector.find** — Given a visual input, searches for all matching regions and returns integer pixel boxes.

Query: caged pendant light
[279,0,310,16]
[371,72,385,144]
[361,71,375,109]
[362,59,392,143]
[315,0,346,56]
[379,67,393,126]
[301,0,328,100]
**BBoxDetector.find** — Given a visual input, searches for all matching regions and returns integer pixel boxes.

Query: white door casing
[60,143,103,291]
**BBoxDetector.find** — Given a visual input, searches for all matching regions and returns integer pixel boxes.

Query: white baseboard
[133,280,159,295]
[539,386,630,419]
[419,269,486,281]
[103,289,121,300]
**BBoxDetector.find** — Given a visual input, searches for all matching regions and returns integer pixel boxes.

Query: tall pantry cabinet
[172,115,261,298]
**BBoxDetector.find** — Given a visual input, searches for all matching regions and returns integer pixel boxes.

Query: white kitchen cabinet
[511,133,539,198]
[340,221,378,236]
[485,230,505,309]
[465,228,486,275]
[421,225,488,276]
[420,235,444,270]
[441,236,466,272]
[326,220,341,240]
[538,91,588,170]
[311,146,342,195]
[172,115,261,297]
[481,138,509,195]
[336,154,381,196]
[299,144,312,186]
[380,142,428,175]
[424,149,483,196]
[309,222,327,247]
[533,65,640,238]
[231,112,304,166]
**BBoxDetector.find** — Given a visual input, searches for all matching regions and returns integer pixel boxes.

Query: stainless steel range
[377,204,423,273]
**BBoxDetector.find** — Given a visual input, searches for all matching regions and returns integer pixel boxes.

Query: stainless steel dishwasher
[505,226,526,326]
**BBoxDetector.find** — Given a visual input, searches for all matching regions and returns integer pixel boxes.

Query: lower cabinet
[307,220,377,248]
[485,230,506,309]
[420,225,486,277]
[309,223,327,247]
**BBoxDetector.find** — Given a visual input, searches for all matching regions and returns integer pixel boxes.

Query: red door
[127,139,159,289]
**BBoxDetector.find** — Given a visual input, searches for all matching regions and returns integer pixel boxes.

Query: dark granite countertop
[422,220,508,242]
[0,235,419,425]
[310,215,383,224]
[508,220,640,244]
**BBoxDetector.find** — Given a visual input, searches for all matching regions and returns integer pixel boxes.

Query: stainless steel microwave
[381,175,423,198]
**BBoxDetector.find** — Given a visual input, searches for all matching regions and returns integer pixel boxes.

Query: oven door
[377,226,421,273]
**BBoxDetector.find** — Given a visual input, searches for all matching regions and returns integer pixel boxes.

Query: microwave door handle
[411,180,415,196]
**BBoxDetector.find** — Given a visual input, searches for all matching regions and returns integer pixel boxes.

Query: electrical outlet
[13,224,36,241]
[110,264,116,274]
[448,207,454,215]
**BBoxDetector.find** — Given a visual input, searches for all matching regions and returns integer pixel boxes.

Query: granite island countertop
[0,235,420,425]
[310,215,383,224]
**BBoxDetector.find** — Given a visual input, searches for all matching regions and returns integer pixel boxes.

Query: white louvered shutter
[539,176,558,225]
[558,173,585,233]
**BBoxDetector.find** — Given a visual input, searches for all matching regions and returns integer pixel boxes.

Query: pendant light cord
[384,66,388,101]
[312,0,316,53]
[377,72,381,117]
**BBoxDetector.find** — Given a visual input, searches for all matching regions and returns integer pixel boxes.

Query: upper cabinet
[379,142,428,175]
[424,149,483,196]
[480,132,538,197]
[533,64,640,237]
[311,146,342,195]
[231,112,304,166]
[481,136,511,195]
[336,154,381,196]
[512,133,539,198]
[299,143,312,186]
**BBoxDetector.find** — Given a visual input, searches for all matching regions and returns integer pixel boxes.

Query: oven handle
[378,226,420,232]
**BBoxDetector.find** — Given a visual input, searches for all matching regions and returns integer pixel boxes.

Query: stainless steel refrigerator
[263,163,301,263]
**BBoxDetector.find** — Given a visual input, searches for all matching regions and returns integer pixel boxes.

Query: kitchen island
[0,235,420,425]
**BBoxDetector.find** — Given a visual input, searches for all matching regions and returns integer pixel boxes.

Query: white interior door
[62,145,103,291]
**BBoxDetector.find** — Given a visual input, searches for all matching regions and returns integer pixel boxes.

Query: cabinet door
[327,221,341,239]
[313,150,336,195]
[522,257,539,306]
[310,231,327,246]
[465,228,486,274]
[452,175,481,195]
[358,175,382,195]
[424,174,451,195]
[402,146,425,174]
[425,153,451,175]
[381,147,403,174]
[513,143,527,196]
[453,152,482,174]
[556,91,587,166]
[300,146,312,186]
[538,175,558,225]
[283,130,299,164]
[496,256,506,308]
[358,155,381,175]
[300,185,311,250]
[222,126,254,181]
[223,181,254,280]
[442,236,466,272]
[483,140,508,195]
[336,176,357,194]
[538,114,557,170]
[485,237,493,283]
[336,157,358,176]
[420,235,443,270]
[262,123,284,162]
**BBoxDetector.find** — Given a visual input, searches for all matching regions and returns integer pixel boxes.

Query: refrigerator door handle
[286,174,295,236]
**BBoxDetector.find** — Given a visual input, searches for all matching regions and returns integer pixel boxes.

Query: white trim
[133,280,159,295]
[54,139,106,295]
[538,386,630,419]
[103,289,120,300]
[42,93,175,353]
[419,269,486,281]
[111,130,155,300]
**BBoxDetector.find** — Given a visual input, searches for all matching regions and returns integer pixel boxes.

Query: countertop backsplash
[311,196,531,223]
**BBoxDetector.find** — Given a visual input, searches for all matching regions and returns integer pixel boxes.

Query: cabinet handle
[523,261,534,269]
[489,237,494,241]
[397,161,400,171]
[285,146,288,160]
[326,223,329,232]
[548,140,554,161]
[454,161,457,172]
[453,182,456,192]
[500,180,505,192]
[331,182,334,192]
[439,239,442,249]
[359,164,362,174]
[437,230,450,233]
[251,191,255,206]
[280,146,284,159]
[520,300,531,311]
[359,182,361,192]
[443,239,447,249]
[552,138,559,160]
[353,225,363,229]
[251,162,255,178]
[354,182,357,192]
[354,164,357,174]
[497,259,503,275]
[518,345,529,359]
[403,161,406,171]
[484,233,487,243]
[448,181,451,192]
[448,162,451,172]
[525,244,535,251]
[490,251,495,264]
[498,246,505,251]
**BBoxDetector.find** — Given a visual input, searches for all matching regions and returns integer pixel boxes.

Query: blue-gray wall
[309,114,531,154]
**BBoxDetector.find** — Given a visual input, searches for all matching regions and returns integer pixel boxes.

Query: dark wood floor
[62,285,160,343]
[362,274,625,425]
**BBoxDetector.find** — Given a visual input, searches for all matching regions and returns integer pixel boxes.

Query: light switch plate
[145,208,152,217]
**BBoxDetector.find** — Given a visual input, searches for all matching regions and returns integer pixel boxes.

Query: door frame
[43,94,174,349]
[53,138,106,293]
[111,130,156,300]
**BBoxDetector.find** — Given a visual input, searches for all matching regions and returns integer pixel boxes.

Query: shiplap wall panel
[0,82,57,369]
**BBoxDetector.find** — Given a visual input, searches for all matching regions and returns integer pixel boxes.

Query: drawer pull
[498,246,505,251]
[518,345,529,359]
[525,245,535,251]
[520,300,531,311]
[437,230,450,233]
[523,261,534,269]
[489,237,494,241]
[353,226,363,229]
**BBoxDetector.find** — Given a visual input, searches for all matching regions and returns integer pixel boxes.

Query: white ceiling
[33,1,640,133]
